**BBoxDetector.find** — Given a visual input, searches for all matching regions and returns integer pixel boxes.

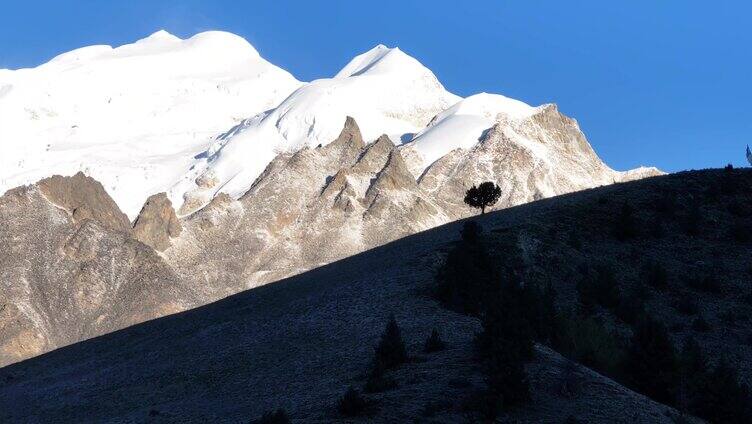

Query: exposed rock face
[36,171,131,232]
[161,113,661,297]
[0,179,195,366]
[132,193,182,251]
[408,105,662,219]
[0,111,660,366]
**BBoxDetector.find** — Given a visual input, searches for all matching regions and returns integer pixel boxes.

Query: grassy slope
[3,169,748,423]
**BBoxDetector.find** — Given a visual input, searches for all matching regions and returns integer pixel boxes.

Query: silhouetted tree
[424,329,445,353]
[337,387,366,417]
[374,315,407,369]
[364,363,397,393]
[475,282,534,417]
[436,228,500,315]
[464,182,502,214]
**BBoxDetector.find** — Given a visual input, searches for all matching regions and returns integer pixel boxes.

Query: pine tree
[374,315,407,369]
[337,387,366,417]
[424,328,445,353]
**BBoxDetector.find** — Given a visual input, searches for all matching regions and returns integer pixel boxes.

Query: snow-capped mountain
[0,31,662,365]
[0,30,657,219]
[171,44,460,214]
[0,30,302,218]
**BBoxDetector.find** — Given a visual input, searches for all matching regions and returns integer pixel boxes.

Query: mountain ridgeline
[0,107,656,366]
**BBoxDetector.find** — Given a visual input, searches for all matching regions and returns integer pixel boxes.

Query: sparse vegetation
[576,264,621,314]
[552,312,624,378]
[622,316,679,405]
[431,169,752,421]
[436,221,501,315]
[424,328,445,353]
[337,387,366,417]
[373,315,407,370]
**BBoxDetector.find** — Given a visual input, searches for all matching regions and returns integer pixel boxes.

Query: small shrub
[252,409,290,424]
[374,315,407,370]
[424,328,445,353]
[337,387,366,417]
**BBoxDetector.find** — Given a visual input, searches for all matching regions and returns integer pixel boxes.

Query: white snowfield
[0,30,653,219]
[0,30,302,218]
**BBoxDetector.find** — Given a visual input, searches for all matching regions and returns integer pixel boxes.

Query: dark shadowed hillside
[1,169,750,423]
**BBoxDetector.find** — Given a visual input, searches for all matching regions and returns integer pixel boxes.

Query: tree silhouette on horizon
[464,182,502,214]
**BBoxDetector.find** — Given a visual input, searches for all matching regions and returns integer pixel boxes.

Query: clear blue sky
[2,1,750,172]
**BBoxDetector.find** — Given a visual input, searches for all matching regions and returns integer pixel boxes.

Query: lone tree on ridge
[464,182,502,214]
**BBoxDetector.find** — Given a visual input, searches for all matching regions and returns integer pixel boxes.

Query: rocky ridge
[0,106,661,366]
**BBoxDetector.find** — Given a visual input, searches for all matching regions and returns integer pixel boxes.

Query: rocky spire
[132,193,182,251]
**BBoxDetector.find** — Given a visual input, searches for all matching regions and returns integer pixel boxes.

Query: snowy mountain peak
[335,44,432,79]
[0,30,660,221]
[0,30,302,219]
[135,29,181,45]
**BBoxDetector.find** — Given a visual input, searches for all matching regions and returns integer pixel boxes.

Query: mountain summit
[0,31,661,366]
[0,30,302,218]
